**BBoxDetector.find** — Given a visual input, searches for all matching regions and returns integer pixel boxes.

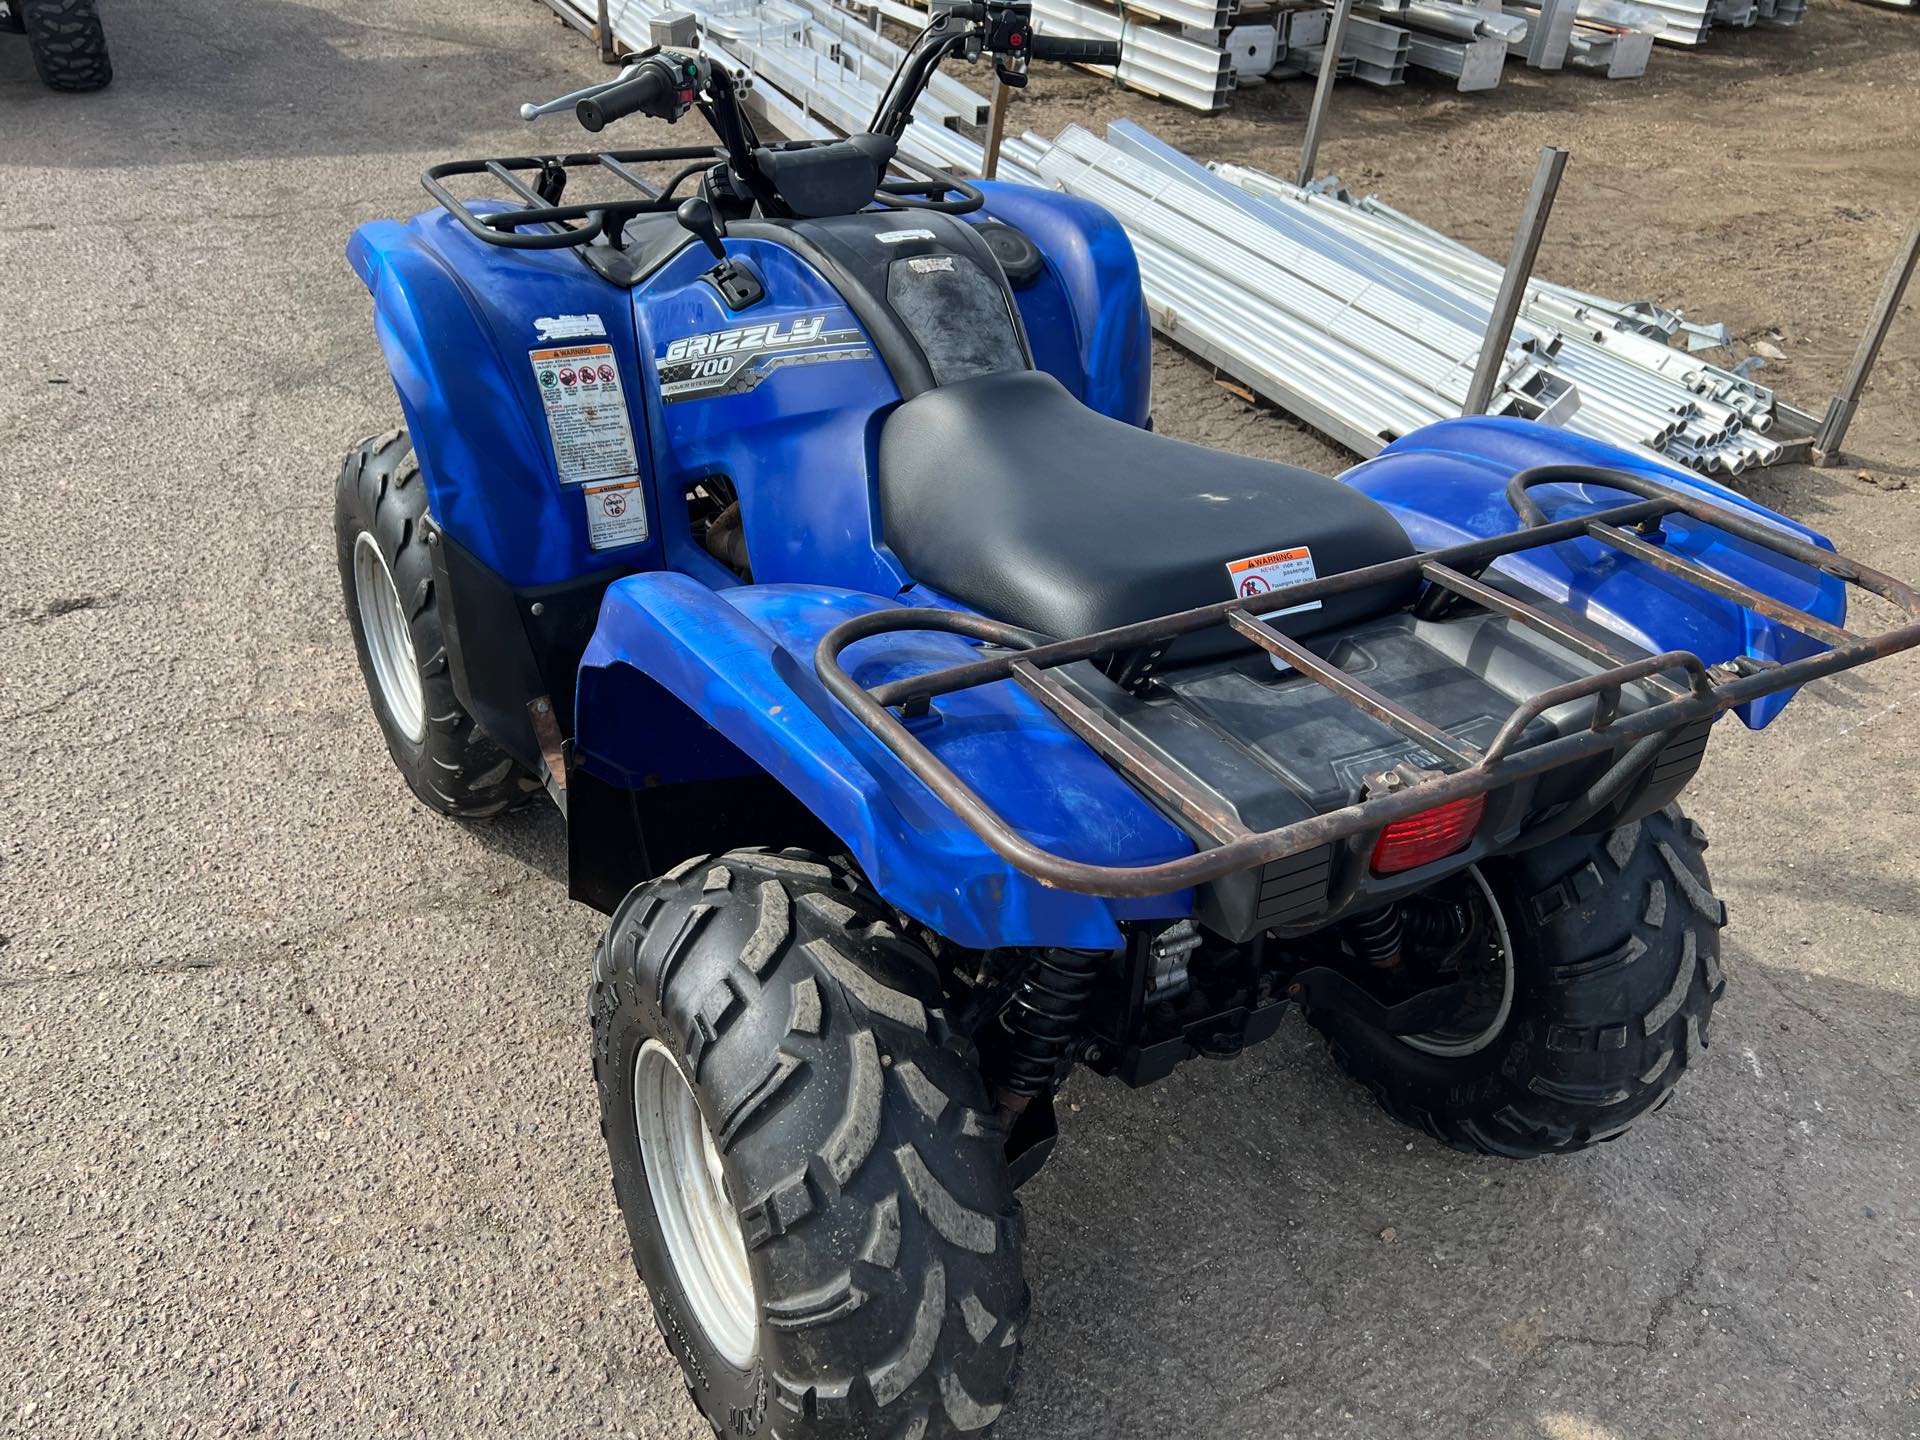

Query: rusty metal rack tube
[815,466,1920,898]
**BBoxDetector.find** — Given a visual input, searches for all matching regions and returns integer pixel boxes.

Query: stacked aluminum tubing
[1219,163,1785,473]
[1369,0,1530,41]
[866,0,1238,110]
[1617,0,1713,42]
[540,0,996,176]
[1031,123,1548,456]
[1028,0,1236,109]
[1498,0,1661,75]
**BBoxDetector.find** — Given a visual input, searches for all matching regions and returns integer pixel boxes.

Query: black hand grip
[576,65,671,133]
[1028,35,1123,64]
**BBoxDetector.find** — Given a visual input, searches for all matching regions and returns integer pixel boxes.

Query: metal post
[1462,145,1569,417]
[596,0,619,63]
[1813,218,1920,466]
[1295,0,1353,188]
[982,76,1012,181]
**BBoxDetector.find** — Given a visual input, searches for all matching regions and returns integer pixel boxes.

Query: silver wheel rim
[633,1040,756,1369]
[352,530,426,743]
[1401,865,1515,1058]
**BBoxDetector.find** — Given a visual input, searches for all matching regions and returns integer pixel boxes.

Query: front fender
[1343,417,1844,728]
[574,575,1193,950]
[348,213,660,588]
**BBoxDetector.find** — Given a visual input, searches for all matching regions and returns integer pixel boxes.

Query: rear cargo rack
[816,465,1920,898]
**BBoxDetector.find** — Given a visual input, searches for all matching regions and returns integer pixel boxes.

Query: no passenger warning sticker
[529,343,639,485]
[1225,545,1321,616]
[582,478,649,551]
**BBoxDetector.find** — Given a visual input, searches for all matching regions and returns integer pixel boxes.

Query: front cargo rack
[422,143,979,250]
[816,466,1920,898]
[423,145,728,249]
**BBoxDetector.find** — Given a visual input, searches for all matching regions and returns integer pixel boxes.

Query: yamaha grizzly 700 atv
[337,6,1920,1434]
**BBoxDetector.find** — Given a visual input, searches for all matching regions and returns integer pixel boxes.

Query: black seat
[877,371,1419,655]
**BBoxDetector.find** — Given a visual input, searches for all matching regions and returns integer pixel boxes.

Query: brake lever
[517,57,652,121]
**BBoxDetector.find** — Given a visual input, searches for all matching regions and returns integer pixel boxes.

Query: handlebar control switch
[987,12,1031,86]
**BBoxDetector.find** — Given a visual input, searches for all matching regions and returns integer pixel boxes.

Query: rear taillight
[1370,795,1486,875]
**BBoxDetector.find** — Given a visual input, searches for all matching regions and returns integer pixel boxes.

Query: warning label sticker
[530,344,639,485]
[582,478,649,551]
[1225,545,1322,616]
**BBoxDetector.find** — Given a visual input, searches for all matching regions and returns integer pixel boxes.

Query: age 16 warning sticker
[1225,545,1321,615]
[530,343,639,485]
[583,479,649,552]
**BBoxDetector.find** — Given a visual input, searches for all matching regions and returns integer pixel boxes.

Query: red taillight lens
[1370,795,1487,875]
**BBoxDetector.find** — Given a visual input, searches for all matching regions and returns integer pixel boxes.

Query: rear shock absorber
[1347,905,1404,970]
[997,948,1105,1105]
[1401,897,1471,950]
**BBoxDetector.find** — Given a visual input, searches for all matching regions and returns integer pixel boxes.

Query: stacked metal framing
[1028,0,1236,108]
[1034,121,1795,471]
[536,0,995,173]
[540,0,1813,121]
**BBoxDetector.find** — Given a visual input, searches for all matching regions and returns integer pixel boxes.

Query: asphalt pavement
[2,2,1917,1437]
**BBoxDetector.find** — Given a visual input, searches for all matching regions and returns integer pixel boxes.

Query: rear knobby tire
[20,0,111,91]
[591,849,1028,1439]
[1311,804,1726,1158]
[334,429,539,817]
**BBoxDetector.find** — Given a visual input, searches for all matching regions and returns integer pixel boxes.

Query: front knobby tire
[1312,805,1727,1158]
[590,849,1028,1440]
[20,0,111,91]
[334,430,540,817]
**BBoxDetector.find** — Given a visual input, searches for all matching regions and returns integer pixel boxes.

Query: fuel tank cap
[974,219,1044,289]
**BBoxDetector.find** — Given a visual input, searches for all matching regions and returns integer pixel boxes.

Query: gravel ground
[2,1,1916,1437]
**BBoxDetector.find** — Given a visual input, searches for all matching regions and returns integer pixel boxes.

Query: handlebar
[576,64,672,133]
[1027,35,1123,65]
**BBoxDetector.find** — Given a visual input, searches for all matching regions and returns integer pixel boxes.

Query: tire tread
[589,852,1024,1439]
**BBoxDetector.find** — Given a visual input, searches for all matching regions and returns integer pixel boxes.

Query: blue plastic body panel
[1344,418,1843,728]
[976,182,1153,427]
[348,209,661,588]
[636,238,910,598]
[576,575,1193,949]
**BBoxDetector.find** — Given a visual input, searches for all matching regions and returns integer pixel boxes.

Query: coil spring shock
[1348,898,1472,970]
[1348,905,1404,969]
[1402,897,1470,950]
[998,948,1104,1103]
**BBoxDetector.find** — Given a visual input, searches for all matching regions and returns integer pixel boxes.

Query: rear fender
[1343,417,1844,728]
[574,574,1193,949]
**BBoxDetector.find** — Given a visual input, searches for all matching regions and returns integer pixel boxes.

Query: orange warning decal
[1224,545,1321,613]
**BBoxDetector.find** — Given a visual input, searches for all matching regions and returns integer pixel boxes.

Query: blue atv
[338,6,1920,1434]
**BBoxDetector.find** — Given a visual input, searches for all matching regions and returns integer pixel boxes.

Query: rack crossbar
[1008,660,1252,844]
[1587,520,1860,648]
[1417,561,1690,699]
[1226,610,1483,769]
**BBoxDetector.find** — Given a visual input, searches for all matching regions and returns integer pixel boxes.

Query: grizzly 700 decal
[655,313,871,403]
